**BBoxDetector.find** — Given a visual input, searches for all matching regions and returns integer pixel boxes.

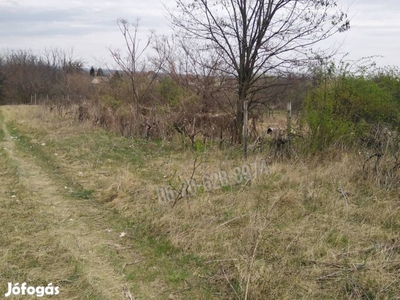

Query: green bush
[158,76,182,106]
[101,95,121,111]
[304,62,400,152]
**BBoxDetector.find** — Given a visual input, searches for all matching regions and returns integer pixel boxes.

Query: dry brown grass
[152,151,400,299]
[1,104,399,299]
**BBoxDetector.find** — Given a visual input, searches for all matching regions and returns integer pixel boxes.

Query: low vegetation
[1,105,399,299]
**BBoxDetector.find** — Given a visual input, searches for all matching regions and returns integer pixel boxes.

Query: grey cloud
[0,1,167,39]
[0,6,117,38]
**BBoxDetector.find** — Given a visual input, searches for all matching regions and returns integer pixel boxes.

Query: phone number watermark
[157,159,270,203]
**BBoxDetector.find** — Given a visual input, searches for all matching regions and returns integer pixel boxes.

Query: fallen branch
[122,285,135,300]
[218,214,248,227]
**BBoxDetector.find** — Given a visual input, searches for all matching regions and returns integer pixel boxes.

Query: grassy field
[0,105,399,299]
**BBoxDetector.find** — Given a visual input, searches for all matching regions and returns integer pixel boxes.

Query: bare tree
[110,19,166,137]
[153,35,230,113]
[169,0,350,151]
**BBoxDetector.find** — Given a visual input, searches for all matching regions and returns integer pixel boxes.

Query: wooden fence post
[243,100,249,159]
[287,101,292,156]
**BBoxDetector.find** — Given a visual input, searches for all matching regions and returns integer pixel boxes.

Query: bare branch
[168,0,350,152]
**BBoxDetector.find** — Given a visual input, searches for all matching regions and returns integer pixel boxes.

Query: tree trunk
[136,99,140,138]
[130,75,140,138]
[235,97,244,144]
[236,77,250,145]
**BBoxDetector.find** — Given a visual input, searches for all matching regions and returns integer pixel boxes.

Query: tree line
[1,0,400,158]
[0,49,89,105]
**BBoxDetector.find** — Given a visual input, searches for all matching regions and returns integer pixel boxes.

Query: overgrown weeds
[1,105,400,299]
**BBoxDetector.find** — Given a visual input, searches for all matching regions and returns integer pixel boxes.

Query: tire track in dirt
[1,117,132,299]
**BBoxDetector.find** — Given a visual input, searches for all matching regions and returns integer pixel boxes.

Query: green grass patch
[5,121,99,200]
[70,188,94,200]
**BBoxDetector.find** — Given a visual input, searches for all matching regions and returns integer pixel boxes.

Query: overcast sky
[0,0,399,69]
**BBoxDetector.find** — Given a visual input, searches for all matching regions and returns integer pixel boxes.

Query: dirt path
[0,113,131,299]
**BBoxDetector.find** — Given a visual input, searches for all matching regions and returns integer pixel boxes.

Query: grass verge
[0,105,229,299]
[1,105,400,299]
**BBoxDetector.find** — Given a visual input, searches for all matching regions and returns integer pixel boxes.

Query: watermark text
[157,159,269,203]
[5,282,60,298]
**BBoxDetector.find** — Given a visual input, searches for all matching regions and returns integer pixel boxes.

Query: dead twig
[204,258,239,264]
[337,187,350,219]
[172,157,201,208]
[244,231,261,300]
[120,261,143,275]
[222,267,241,300]
[122,285,135,300]
[286,231,302,251]
[218,214,249,227]
[316,270,343,281]
[376,278,399,298]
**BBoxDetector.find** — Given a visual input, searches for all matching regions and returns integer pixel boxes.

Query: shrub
[158,76,183,106]
[304,61,400,153]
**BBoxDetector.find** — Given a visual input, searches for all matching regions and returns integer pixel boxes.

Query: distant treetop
[97,68,104,77]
